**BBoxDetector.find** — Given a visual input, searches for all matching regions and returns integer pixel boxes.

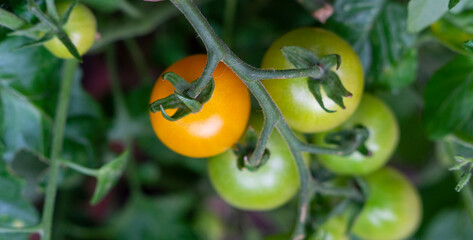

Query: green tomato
[312,214,349,240]
[431,11,473,55]
[207,112,308,211]
[353,167,422,240]
[314,94,399,175]
[261,28,364,133]
[43,2,97,59]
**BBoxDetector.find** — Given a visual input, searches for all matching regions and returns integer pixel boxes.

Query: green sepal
[234,127,271,171]
[464,40,473,54]
[281,46,319,68]
[448,155,473,192]
[162,72,191,94]
[27,0,82,62]
[149,94,182,113]
[281,46,351,113]
[8,23,49,39]
[60,0,78,25]
[308,80,335,113]
[322,71,352,109]
[159,105,191,122]
[174,92,203,113]
[319,54,341,70]
[195,77,215,104]
[55,29,82,62]
[324,125,370,156]
[11,32,55,50]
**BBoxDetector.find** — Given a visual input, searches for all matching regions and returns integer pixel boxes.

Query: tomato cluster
[148,27,422,240]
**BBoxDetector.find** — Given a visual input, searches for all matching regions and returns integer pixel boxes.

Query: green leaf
[0,8,26,30]
[464,40,473,54]
[407,0,450,33]
[327,1,417,90]
[90,151,129,205]
[449,0,461,9]
[424,56,473,139]
[422,209,473,240]
[111,194,197,240]
[0,169,39,240]
[308,80,335,113]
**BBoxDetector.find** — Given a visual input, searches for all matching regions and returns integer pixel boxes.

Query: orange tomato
[149,55,251,158]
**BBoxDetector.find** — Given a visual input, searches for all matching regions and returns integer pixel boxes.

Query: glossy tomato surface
[43,2,97,59]
[261,28,364,133]
[149,55,251,158]
[353,167,422,240]
[314,94,399,175]
[208,112,308,210]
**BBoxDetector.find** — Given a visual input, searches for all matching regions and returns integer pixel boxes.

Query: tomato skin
[43,2,97,59]
[261,28,364,133]
[314,94,399,175]
[207,112,308,211]
[149,55,251,158]
[353,167,422,240]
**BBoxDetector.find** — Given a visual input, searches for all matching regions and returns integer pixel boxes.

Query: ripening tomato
[149,55,251,158]
[207,112,308,210]
[261,28,364,133]
[314,94,399,175]
[353,167,422,240]
[43,2,97,59]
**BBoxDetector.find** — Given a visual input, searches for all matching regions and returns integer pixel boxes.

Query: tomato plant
[314,94,399,175]
[352,167,422,240]
[261,27,364,133]
[149,54,251,158]
[43,2,97,59]
[207,112,308,210]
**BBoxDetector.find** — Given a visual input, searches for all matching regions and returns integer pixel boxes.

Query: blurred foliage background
[1,0,473,239]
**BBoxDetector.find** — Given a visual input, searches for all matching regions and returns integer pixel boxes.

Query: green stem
[124,39,152,84]
[41,60,78,240]
[187,53,219,98]
[0,8,26,30]
[60,159,99,177]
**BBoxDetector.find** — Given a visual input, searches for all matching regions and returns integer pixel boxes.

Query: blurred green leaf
[111,193,197,240]
[0,169,39,240]
[90,151,128,205]
[407,0,450,33]
[464,40,473,54]
[422,209,473,240]
[424,55,473,139]
[327,0,417,90]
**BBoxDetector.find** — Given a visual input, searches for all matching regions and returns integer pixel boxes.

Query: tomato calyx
[12,0,84,61]
[149,72,215,121]
[281,46,352,113]
[234,127,271,171]
[449,155,473,192]
[324,125,372,157]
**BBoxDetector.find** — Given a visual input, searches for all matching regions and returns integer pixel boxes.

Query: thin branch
[41,60,78,240]
[187,52,221,98]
